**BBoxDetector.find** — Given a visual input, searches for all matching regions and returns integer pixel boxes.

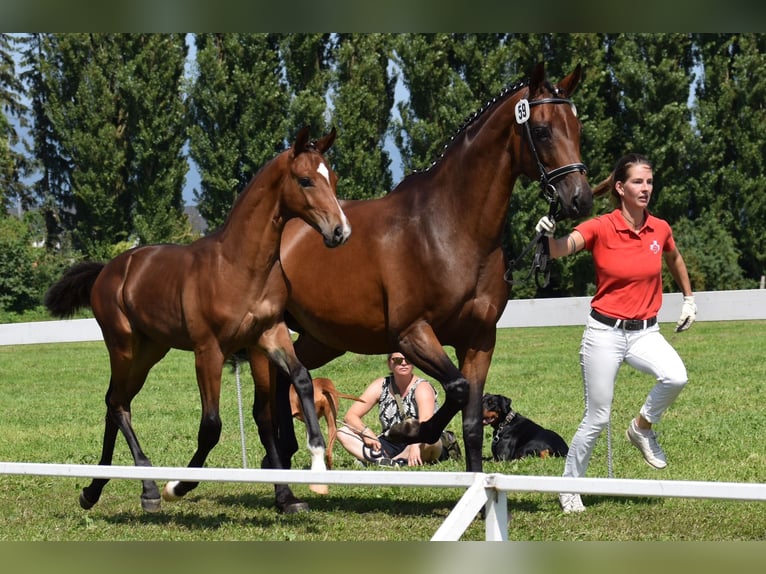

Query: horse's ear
[293,126,311,154]
[558,64,582,97]
[528,62,545,94]
[315,127,337,154]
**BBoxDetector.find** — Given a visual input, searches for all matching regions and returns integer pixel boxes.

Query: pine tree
[0,33,31,214]
[25,33,190,259]
[693,33,766,285]
[121,34,189,245]
[392,33,476,173]
[187,33,288,230]
[331,33,395,200]
[280,33,333,140]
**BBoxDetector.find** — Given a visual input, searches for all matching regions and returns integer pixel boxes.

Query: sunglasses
[390,356,409,366]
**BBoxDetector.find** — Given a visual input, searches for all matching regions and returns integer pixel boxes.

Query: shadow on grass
[82,488,467,532]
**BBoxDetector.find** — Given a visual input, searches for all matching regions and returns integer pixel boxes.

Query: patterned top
[378,375,439,432]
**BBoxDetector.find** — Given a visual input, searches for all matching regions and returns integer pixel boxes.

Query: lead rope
[233,357,248,469]
[607,418,614,478]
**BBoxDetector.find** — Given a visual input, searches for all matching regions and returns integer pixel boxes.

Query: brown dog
[290,377,364,469]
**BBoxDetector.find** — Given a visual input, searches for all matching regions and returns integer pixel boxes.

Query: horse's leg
[82,341,168,512]
[284,362,329,495]
[274,368,299,467]
[262,323,330,497]
[387,322,470,445]
[163,347,224,502]
[273,333,344,469]
[454,332,496,474]
[79,396,119,510]
[251,351,309,513]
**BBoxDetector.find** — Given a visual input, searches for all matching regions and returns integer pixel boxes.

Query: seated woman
[337,352,443,466]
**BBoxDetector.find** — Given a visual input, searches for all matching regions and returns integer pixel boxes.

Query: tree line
[1,33,763,316]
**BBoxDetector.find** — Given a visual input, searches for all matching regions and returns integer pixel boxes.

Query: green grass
[0,321,764,541]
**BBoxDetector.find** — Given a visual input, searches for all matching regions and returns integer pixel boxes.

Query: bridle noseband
[506,92,587,288]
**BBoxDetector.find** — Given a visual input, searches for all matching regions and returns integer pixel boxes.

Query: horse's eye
[531,126,551,141]
[298,177,312,187]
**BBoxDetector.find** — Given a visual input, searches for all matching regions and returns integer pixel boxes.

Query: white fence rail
[3,289,765,346]
[2,462,764,541]
[1,289,765,540]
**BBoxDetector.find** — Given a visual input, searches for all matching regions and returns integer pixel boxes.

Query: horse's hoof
[281,500,310,514]
[386,419,420,442]
[79,491,96,510]
[161,481,182,502]
[310,484,329,495]
[141,497,162,513]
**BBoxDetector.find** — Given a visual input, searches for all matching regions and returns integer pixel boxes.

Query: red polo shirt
[575,209,675,320]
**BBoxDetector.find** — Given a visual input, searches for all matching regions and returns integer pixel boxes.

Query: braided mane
[413,78,530,174]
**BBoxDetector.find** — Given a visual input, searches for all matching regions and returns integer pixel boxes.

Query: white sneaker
[558,493,585,513]
[626,419,667,469]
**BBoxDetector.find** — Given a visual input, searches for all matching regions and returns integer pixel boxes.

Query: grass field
[0,320,764,542]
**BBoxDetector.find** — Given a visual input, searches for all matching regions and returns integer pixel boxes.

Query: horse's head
[514,62,593,220]
[285,127,351,247]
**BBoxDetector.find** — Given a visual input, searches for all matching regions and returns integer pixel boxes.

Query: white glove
[676,295,697,332]
[535,215,556,237]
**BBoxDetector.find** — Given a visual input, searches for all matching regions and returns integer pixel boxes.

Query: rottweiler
[482,393,569,461]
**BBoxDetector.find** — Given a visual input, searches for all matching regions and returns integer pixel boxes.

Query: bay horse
[44,127,351,513]
[254,63,593,511]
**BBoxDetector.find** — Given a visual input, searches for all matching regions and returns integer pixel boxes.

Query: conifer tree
[188,33,288,230]
[331,33,395,199]
[693,33,766,285]
[25,33,189,259]
[0,33,30,214]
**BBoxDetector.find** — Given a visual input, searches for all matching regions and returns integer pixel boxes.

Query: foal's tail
[44,261,105,318]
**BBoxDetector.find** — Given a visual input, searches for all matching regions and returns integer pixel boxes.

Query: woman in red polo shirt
[536,152,697,514]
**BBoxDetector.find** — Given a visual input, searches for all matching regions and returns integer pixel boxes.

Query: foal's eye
[298,177,312,187]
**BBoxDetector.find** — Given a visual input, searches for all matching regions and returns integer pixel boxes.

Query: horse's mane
[392,77,532,189]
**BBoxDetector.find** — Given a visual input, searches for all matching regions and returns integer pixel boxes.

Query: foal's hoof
[79,491,96,510]
[141,497,162,513]
[161,481,184,502]
[310,484,329,495]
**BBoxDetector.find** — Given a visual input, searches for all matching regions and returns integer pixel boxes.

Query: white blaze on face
[317,161,330,185]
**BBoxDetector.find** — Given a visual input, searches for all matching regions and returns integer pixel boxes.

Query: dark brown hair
[592,153,653,206]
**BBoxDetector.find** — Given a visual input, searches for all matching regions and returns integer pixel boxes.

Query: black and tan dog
[482,393,569,461]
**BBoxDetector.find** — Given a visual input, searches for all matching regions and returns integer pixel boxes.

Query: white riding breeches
[562,314,688,478]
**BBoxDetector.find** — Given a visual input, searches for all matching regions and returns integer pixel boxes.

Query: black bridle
[524,96,587,216]
[505,94,587,288]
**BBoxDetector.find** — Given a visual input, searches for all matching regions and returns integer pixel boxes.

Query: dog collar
[494,409,518,439]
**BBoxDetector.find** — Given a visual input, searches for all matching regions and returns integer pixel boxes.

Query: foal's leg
[251,351,309,513]
[81,341,168,512]
[273,334,344,472]
[162,347,224,501]
[79,396,119,510]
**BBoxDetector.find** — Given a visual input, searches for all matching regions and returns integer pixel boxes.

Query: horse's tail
[44,261,105,318]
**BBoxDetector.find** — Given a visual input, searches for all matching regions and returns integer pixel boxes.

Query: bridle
[505,92,587,288]
[522,94,587,216]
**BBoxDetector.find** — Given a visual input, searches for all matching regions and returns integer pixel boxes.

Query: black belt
[590,309,656,331]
